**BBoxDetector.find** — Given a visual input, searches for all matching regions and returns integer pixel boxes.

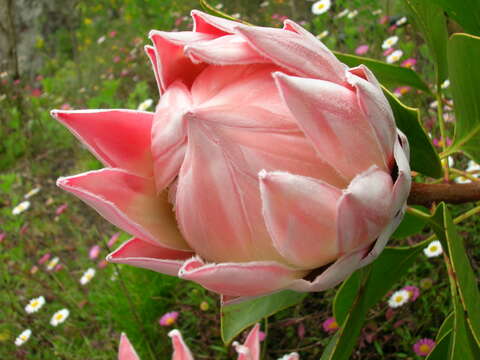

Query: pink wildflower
[38,253,51,265]
[383,48,394,56]
[98,259,108,269]
[54,264,63,272]
[89,245,101,259]
[258,331,266,342]
[355,45,369,55]
[401,58,417,68]
[60,103,72,110]
[413,338,436,356]
[0,232,5,243]
[322,317,339,333]
[159,311,179,326]
[394,86,411,97]
[109,31,117,38]
[55,203,68,215]
[31,88,42,97]
[113,56,121,63]
[403,285,420,301]
[108,232,120,248]
[35,75,44,82]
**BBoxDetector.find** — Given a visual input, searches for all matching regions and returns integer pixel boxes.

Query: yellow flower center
[165,317,175,325]
[395,295,404,303]
[317,4,325,9]
[328,320,338,329]
[55,314,64,321]
[31,300,39,308]
[419,344,431,354]
[430,246,438,252]
[20,335,27,340]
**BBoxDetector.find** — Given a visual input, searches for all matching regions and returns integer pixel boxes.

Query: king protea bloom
[52,10,411,302]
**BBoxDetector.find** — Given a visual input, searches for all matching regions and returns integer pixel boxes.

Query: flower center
[395,295,404,303]
[419,344,431,354]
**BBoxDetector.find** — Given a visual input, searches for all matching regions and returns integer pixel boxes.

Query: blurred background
[0,1,468,359]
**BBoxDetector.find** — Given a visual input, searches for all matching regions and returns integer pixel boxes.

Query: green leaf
[334,245,425,325]
[426,330,452,360]
[383,88,443,178]
[404,0,448,84]
[220,290,306,344]
[321,267,371,360]
[443,206,480,345]
[333,52,430,92]
[446,33,480,163]
[392,206,428,239]
[436,312,454,342]
[428,0,480,36]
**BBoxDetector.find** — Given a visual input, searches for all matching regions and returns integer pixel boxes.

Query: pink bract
[53,10,411,302]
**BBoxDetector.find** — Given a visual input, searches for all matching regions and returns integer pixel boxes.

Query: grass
[1,0,479,359]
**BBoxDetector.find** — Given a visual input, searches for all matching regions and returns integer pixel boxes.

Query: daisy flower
[336,8,349,18]
[413,338,436,356]
[316,30,329,40]
[395,16,408,26]
[382,35,399,50]
[388,289,410,308]
[38,253,51,265]
[372,9,383,15]
[311,0,331,15]
[24,187,41,199]
[55,203,68,215]
[12,201,30,215]
[423,240,443,258]
[14,329,31,346]
[401,58,417,68]
[137,98,153,111]
[441,79,450,89]
[322,317,339,333]
[25,296,46,314]
[402,285,420,302]
[46,256,60,271]
[50,308,70,326]
[278,353,300,360]
[394,86,411,97]
[386,49,403,64]
[347,9,358,19]
[159,311,179,326]
[80,268,96,285]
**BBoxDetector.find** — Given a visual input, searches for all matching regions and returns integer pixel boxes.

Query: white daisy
[14,329,31,346]
[50,308,70,326]
[25,296,46,314]
[388,289,410,308]
[278,353,300,360]
[24,187,41,199]
[423,240,443,258]
[382,36,399,50]
[137,98,153,111]
[467,160,480,174]
[372,9,383,15]
[80,268,96,285]
[441,156,454,168]
[395,16,407,26]
[97,35,106,44]
[336,8,349,18]
[260,1,269,7]
[441,79,450,89]
[215,3,223,9]
[12,201,30,215]
[347,9,358,19]
[386,49,403,64]
[311,0,331,15]
[46,256,59,271]
[316,30,329,40]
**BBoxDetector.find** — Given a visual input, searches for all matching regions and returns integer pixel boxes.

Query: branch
[407,182,480,207]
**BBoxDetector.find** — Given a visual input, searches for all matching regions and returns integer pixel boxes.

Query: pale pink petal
[289,245,369,292]
[107,237,193,276]
[51,109,153,177]
[179,257,307,297]
[259,170,342,269]
[391,133,411,214]
[235,22,346,83]
[336,166,394,254]
[168,329,195,360]
[234,324,260,360]
[184,35,268,65]
[151,81,192,191]
[190,105,346,187]
[273,72,387,181]
[144,45,162,95]
[118,333,140,360]
[175,119,284,263]
[346,66,396,165]
[149,30,214,90]
[191,9,240,35]
[57,168,190,251]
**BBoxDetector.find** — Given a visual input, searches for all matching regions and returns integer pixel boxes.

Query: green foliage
[446,33,480,163]
[383,88,443,178]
